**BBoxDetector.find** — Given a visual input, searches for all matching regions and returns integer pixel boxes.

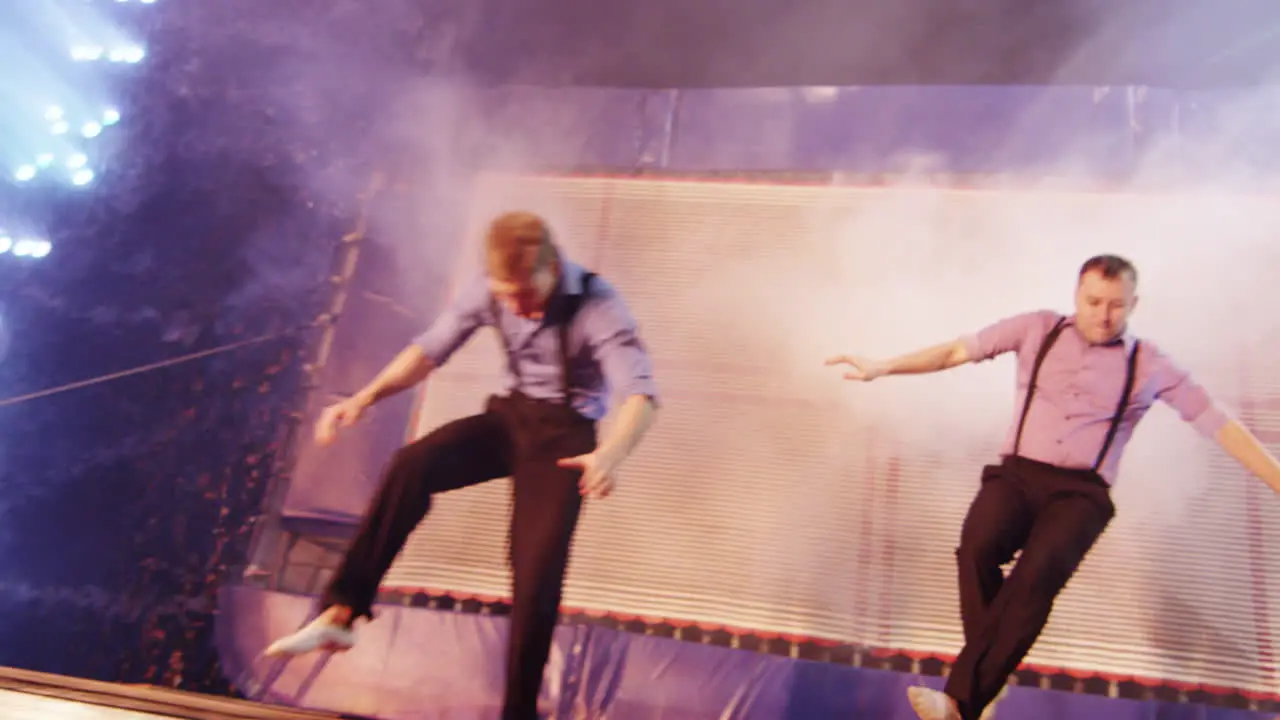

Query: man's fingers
[824,355,848,366]
[558,456,585,469]
[580,473,614,498]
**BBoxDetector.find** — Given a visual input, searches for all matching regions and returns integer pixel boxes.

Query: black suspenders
[1012,317,1141,472]
[493,272,596,405]
[1011,318,1068,458]
[557,273,595,404]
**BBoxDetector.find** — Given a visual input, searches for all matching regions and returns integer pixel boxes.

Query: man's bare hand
[315,394,371,446]
[557,451,620,499]
[824,355,889,382]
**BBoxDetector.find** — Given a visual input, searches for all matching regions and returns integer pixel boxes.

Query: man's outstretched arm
[353,345,437,407]
[1154,352,1280,494]
[1215,422,1280,494]
[826,310,1057,381]
[356,277,488,407]
[314,278,487,446]
[826,340,972,380]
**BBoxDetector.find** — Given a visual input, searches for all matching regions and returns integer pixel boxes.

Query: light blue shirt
[413,260,658,421]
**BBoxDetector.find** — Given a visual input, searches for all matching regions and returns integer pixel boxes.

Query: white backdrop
[382,174,1280,692]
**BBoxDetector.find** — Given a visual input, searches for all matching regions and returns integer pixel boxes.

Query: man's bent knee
[955,536,1011,571]
[1015,549,1078,599]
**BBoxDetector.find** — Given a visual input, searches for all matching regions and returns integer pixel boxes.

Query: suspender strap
[1012,315,1143,472]
[1012,317,1068,456]
[492,297,522,384]
[558,272,595,405]
[1094,339,1140,471]
[492,272,596,407]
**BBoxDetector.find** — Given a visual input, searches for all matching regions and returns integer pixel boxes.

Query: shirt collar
[532,258,586,327]
[559,258,587,296]
[1064,316,1136,351]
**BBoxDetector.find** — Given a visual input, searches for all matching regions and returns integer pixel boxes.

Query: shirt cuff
[618,381,661,409]
[411,333,448,367]
[1191,403,1233,439]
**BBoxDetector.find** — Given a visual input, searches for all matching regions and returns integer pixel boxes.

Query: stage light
[12,240,52,259]
[107,45,145,64]
[0,236,52,260]
[5,6,151,196]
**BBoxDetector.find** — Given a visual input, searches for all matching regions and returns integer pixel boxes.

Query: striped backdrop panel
[382,173,1280,692]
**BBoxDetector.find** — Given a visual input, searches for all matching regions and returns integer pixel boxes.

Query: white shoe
[907,687,961,720]
[264,615,356,657]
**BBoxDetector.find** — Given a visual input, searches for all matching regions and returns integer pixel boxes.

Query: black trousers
[322,392,596,720]
[943,456,1115,720]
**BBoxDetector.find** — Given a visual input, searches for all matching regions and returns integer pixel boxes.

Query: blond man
[266,212,659,719]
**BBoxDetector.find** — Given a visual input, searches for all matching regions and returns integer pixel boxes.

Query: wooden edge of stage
[0,666,352,719]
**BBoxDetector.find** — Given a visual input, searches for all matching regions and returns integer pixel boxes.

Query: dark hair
[1079,254,1137,284]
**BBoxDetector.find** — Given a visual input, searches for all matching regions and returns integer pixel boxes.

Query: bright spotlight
[35,154,54,168]
[14,166,37,182]
[0,237,11,254]
[50,121,69,135]
[102,109,121,126]
[13,240,52,258]
[67,154,88,169]
[44,106,64,121]
[109,46,146,64]
[71,169,95,186]
[81,122,103,138]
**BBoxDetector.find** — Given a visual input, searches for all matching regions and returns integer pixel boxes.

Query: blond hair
[484,211,555,281]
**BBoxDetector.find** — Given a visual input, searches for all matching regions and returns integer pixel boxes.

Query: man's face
[1074,269,1138,344]
[488,262,558,319]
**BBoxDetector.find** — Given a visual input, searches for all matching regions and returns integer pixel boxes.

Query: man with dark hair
[1079,253,1137,284]
[826,254,1280,720]
[264,211,660,720]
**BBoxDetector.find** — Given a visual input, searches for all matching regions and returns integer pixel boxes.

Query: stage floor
[0,666,351,720]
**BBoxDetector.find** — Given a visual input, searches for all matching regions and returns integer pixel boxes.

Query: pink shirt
[962,310,1232,484]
